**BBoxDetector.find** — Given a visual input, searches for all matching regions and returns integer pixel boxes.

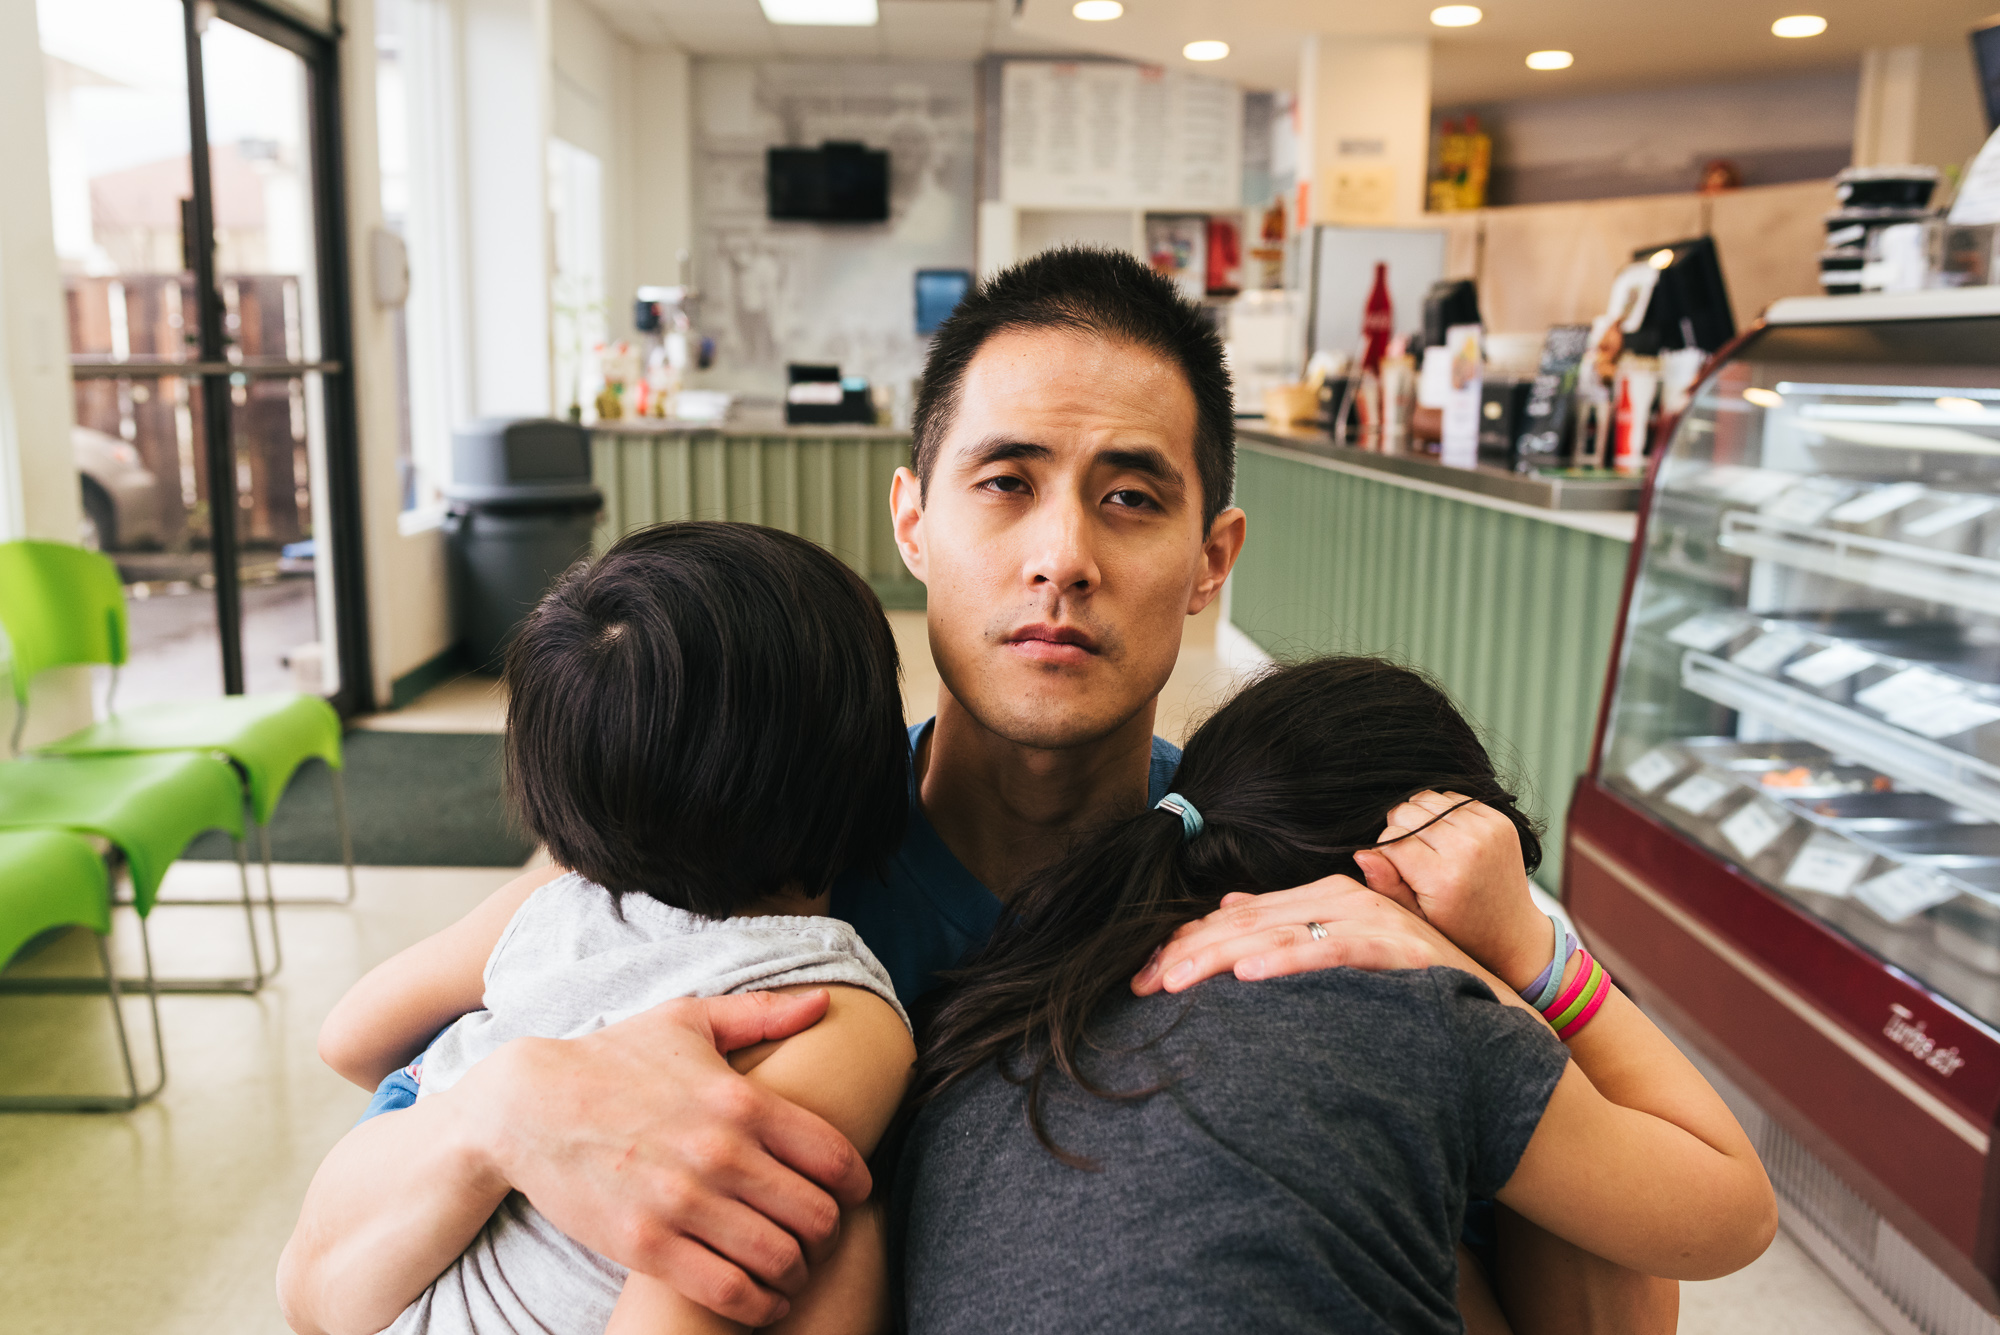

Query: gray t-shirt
[895,967,1568,1335]
[385,873,906,1335]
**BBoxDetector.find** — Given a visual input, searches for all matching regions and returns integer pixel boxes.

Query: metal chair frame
[0,886,167,1113]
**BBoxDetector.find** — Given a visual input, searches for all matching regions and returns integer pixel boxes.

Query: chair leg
[153,765,359,908]
[333,765,358,906]
[257,822,284,976]
[0,929,167,1112]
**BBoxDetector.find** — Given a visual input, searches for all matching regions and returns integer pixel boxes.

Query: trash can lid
[442,479,603,506]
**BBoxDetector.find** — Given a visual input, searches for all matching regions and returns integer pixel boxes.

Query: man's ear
[891,467,928,585]
[1188,505,1247,615]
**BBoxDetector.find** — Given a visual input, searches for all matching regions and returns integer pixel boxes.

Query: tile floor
[0,606,1895,1332]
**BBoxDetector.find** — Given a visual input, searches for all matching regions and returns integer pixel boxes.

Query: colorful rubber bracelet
[1532,932,1577,1011]
[1540,947,1595,1022]
[1549,957,1606,1033]
[1557,974,1613,1041]
[1523,916,1571,1010]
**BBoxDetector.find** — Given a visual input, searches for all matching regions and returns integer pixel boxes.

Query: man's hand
[1131,792,1550,996]
[455,989,872,1326]
[1132,876,1479,995]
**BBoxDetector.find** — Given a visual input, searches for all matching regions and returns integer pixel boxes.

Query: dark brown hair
[912,245,1236,533]
[503,521,908,917]
[913,656,1540,1162]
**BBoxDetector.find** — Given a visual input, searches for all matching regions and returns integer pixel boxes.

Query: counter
[1226,429,1636,884]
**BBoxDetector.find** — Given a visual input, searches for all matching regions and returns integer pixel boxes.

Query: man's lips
[1003,624,1100,664]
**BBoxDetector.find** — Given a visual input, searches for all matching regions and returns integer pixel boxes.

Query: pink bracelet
[1556,972,1613,1041]
[1542,949,1595,1021]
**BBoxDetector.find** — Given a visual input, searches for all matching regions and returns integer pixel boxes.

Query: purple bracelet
[1523,916,1576,1011]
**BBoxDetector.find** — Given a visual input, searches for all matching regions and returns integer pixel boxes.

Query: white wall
[0,1,99,741]
[690,59,977,401]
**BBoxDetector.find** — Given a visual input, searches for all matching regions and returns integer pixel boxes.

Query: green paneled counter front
[591,420,926,610]
[1227,433,1637,888]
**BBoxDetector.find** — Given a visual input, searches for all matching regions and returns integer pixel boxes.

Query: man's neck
[917,688,1158,902]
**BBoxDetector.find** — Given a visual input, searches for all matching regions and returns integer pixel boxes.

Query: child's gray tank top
[383,872,907,1335]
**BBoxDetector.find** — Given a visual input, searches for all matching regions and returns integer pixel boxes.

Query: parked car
[73,424,165,551]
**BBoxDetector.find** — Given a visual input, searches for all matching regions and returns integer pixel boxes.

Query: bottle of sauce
[1359,262,1394,444]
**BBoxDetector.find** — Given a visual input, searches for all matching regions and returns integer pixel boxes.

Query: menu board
[1000,61,1243,211]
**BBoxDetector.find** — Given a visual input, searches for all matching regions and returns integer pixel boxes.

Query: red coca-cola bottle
[1361,262,1393,375]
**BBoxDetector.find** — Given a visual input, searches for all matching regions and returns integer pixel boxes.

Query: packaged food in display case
[1565,288,2000,1319]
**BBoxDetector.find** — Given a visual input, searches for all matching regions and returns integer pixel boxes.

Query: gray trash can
[442,418,602,672]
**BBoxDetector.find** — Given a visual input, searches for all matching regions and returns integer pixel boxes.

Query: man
[280,249,1669,1334]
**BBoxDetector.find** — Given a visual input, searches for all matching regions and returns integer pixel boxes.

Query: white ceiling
[585,0,1998,101]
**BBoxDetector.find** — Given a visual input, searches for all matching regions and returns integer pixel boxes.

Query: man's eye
[979,475,1029,494]
[1107,489,1157,510]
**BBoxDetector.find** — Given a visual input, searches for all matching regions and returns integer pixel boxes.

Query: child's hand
[1352,791,1553,995]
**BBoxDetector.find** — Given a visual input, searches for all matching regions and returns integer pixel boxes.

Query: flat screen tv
[767,142,890,223]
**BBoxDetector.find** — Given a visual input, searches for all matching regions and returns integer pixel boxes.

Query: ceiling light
[1937,396,1985,415]
[1771,14,1826,37]
[1072,0,1122,17]
[1430,6,1482,27]
[758,0,878,25]
[1183,40,1229,60]
[1525,50,1573,70]
[1744,387,1784,409]
[1649,248,1676,270]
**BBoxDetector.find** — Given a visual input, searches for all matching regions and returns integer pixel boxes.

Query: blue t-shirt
[358,721,1182,1122]
[835,720,1183,1004]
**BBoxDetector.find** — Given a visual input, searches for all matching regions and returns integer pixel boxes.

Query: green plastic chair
[0,539,354,933]
[0,751,267,992]
[0,828,164,1111]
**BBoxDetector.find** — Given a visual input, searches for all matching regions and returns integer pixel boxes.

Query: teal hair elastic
[1155,792,1204,842]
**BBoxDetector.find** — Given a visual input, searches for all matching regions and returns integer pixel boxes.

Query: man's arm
[278,990,873,1335]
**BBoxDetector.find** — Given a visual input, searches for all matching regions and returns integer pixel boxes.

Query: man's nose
[1025,494,1100,594]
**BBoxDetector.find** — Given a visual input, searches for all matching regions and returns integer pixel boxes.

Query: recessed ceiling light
[1771,14,1826,37]
[1183,40,1229,60]
[1072,0,1122,18]
[758,0,878,25]
[1430,5,1482,27]
[1743,387,1784,409]
[1525,50,1573,70]
[1649,248,1676,270]
[1937,396,1985,415]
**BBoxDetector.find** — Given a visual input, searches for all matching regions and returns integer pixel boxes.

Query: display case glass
[1599,315,2000,1028]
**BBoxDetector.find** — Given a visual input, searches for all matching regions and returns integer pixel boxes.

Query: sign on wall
[1000,61,1243,212]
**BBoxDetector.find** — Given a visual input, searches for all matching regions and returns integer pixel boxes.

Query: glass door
[37,0,366,711]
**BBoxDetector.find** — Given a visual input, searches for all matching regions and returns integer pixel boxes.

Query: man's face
[892,327,1245,751]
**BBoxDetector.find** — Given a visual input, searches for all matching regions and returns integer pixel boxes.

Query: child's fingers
[1354,848,1422,915]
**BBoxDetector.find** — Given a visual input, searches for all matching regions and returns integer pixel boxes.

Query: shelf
[1680,650,2000,825]
[1717,511,2000,618]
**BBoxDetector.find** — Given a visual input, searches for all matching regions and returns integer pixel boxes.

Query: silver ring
[1305,921,1327,941]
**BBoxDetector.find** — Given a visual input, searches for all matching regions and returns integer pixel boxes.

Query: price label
[1829,482,1928,525]
[1886,695,2000,740]
[1720,800,1793,860]
[1784,643,1875,688]
[1904,496,1996,539]
[1667,612,1745,652]
[1762,477,1855,527]
[1665,772,1734,815]
[1623,747,1685,794]
[1730,630,1809,674]
[1856,667,1964,716]
[1783,831,1875,897]
[1856,866,1960,924]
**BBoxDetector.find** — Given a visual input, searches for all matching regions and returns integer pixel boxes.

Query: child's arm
[317,862,566,1088]
[604,983,915,1335]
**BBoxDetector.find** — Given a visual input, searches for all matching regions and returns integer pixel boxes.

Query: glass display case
[1566,289,2000,1319]
[1601,308,2000,1027]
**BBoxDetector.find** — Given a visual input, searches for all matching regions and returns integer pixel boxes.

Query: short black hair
[912,246,1235,532]
[504,521,908,917]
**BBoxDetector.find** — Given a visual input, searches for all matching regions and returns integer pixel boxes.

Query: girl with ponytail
[898,657,1775,1334]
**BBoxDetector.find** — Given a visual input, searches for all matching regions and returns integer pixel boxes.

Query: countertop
[588,408,908,439]
[1237,419,1642,542]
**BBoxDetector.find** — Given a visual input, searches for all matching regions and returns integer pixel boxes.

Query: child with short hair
[315,521,915,1335]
